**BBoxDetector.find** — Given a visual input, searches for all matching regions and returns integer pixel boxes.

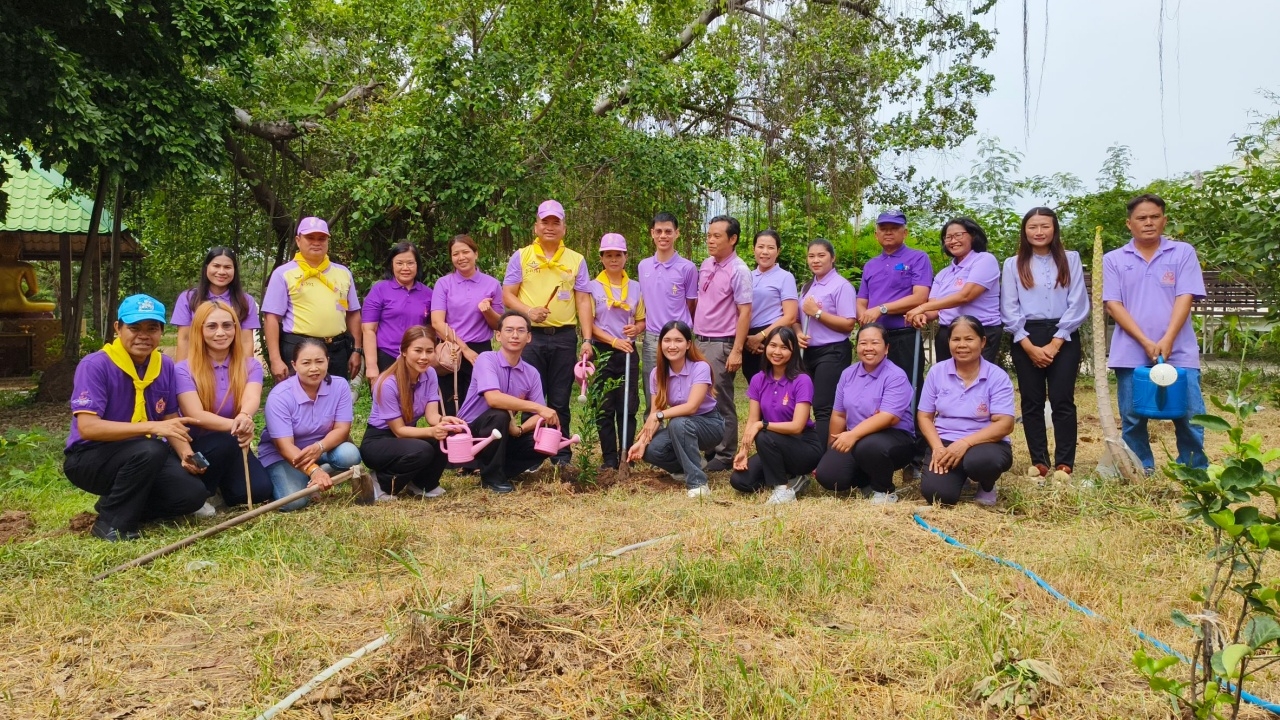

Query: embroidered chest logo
[976,401,988,416]
[781,392,790,406]
[671,282,680,296]
[155,398,166,415]
[1160,270,1176,286]
[71,391,92,408]
[953,277,964,288]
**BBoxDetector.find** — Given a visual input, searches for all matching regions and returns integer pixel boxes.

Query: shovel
[1090,226,1144,483]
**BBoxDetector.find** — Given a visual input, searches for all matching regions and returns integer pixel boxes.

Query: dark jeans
[522,328,578,463]
[280,332,355,380]
[593,342,640,468]
[934,324,1002,364]
[884,327,925,411]
[470,408,546,485]
[644,413,725,489]
[802,340,852,444]
[814,428,915,494]
[1115,367,1208,470]
[439,341,493,418]
[64,438,207,530]
[359,425,449,494]
[740,325,771,384]
[920,440,1013,506]
[1011,322,1081,468]
[730,427,825,492]
[190,431,273,506]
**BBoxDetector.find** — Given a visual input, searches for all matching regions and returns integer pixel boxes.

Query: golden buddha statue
[0,236,56,316]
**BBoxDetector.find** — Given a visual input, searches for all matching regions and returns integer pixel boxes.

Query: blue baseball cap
[117,294,166,325]
[876,210,907,225]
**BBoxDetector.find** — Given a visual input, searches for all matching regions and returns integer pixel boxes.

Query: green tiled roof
[1,154,119,234]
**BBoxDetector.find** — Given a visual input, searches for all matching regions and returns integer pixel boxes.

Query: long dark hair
[653,321,712,411]
[375,326,434,425]
[799,238,837,296]
[762,326,805,380]
[381,241,424,282]
[189,247,250,321]
[940,217,989,259]
[1016,207,1070,290]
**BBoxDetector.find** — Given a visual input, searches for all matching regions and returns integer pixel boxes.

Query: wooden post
[59,233,72,338]
[105,184,123,342]
[90,229,102,338]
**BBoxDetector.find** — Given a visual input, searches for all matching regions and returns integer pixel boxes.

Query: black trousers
[920,440,1013,506]
[470,408,546,484]
[522,328,577,463]
[439,341,493,418]
[884,327,925,409]
[64,438,208,530]
[802,340,852,444]
[377,349,398,378]
[814,428,915,493]
[729,427,825,492]
[1011,323,1080,469]
[359,425,448,493]
[740,325,771,383]
[593,342,640,469]
[280,332,355,380]
[190,431,273,506]
[934,324,1002,364]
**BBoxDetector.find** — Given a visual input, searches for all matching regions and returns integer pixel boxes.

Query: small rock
[189,699,207,710]
[185,560,218,573]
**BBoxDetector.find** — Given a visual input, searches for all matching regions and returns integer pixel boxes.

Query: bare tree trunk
[105,181,124,342]
[64,169,109,361]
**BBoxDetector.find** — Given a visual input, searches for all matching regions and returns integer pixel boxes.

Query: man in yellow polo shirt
[263,217,363,381]
[502,200,594,465]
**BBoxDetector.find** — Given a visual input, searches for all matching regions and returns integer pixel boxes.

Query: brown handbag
[436,339,462,375]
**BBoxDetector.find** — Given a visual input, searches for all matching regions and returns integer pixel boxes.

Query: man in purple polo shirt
[694,214,753,471]
[63,295,210,541]
[457,311,560,493]
[638,211,699,414]
[1103,193,1208,471]
[856,210,934,401]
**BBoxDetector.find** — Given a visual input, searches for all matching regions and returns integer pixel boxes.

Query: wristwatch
[814,309,823,320]
[353,347,364,356]
[657,411,666,422]
[878,304,889,315]
[762,420,770,432]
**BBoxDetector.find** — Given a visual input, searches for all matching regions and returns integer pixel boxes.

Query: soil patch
[0,510,34,544]
[68,512,97,534]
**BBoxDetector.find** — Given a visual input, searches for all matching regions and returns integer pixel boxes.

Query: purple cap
[599,233,627,253]
[297,216,330,236]
[537,200,565,220]
[875,210,907,226]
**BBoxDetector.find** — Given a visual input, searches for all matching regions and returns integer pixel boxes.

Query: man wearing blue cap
[262,216,364,382]
[63,295,212,541]
[856,210,934,406]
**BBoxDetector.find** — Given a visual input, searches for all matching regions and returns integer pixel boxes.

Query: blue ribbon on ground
[911,513,1280,714]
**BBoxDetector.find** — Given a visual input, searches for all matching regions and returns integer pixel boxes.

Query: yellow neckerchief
[528,240,574,276]
[596,271,632,312]
[102,339,162,423]
[288,252,336,295]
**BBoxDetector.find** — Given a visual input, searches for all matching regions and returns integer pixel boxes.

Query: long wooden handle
[92,466,363,582]
[243,447,253,510]
[542,287,558,308]
[1091,226,1118,440]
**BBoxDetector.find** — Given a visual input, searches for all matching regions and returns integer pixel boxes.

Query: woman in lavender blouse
[1000,207,1089,477]
[905,218,1003,363]
[431,234,504,417]
[362,242,433,381]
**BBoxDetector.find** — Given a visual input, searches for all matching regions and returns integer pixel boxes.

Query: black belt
[533,325,575,335]
[283,331,352,347]
[884,326,918,335]
[695,334,734,343]
[1024,318,1062,328]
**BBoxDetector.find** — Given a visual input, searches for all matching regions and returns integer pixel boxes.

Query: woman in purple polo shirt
[589,233,646,469]
[905,218,1003,362]
[431,234,504,417]
[175,301,273,507]
[1000,207,1089,477]
[917,316,1015,506]
[360,327,466,500]
[259,338,362,511]
[814,323,917,503]
[730,327,822,504]
[742,229,799,382]
[796,239,857,445]
[362,241,433,381]
[627,321,725,498]
[172,247,261,361]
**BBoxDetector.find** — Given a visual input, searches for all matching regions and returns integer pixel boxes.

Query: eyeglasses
[944,231,970,242]
[500,327,530,336]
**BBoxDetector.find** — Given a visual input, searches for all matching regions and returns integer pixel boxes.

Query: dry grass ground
[3,378,1280,719]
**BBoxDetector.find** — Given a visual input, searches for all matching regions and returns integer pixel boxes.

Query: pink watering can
[533,417,581,456]
[574,353,595,403]
[442,425,502,464]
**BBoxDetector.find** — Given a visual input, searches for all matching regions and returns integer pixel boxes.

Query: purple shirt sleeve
[683,262,699,300]
[530,375,546,406]
[912,251,935,288]
[69,355,111,417]
[262,268,289,316]
[423,368,441,405]
[175,361,197,395]
[344,269,361,312]
[988,368,1016,417]
[240,294,262,330]
[363,281,387,323]
[691,361,713,388]
[917,367,940,415]
[264,387,295,441]
[373,375,402,421]
[832,369,851,414]
[879,371,912,421]
[573,258,591,292]
[969,253,1000,290]
[833,279,857,316]
[1175,245,1207,299]
[999,258,1028,342]
[247,357,265,383]
[472,354,501,394]
[792,374,815,405]
[503,252,524,286]
[1101,252,1122,304]
[648,368,657,396]
[1055,252,1090,340]
[731,263,753,305]
[781,273,799,302]
[746,373,765,402]
[489,277,506,313]
[170,290,195,326]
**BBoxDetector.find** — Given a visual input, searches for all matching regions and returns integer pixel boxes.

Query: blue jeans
[266,442,362,511]
[643,413,725,489]
[1114,368,1208,470]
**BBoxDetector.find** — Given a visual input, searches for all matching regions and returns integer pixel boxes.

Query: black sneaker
[482,479,515,494]
[91,520,141,542]
[704,457,732,472]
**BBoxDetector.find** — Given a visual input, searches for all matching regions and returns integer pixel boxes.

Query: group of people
[64,194,1209,542]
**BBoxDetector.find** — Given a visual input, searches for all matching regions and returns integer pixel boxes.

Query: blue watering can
[1132,355,1188,420]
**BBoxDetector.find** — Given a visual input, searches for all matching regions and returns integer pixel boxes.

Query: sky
[922,0,1280,192]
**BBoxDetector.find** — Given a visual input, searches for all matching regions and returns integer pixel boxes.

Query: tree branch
[231,81,385,142]
[807,0,890,30]
[736,4,796,36]
[679,102,771,135]
[225,136,295,242]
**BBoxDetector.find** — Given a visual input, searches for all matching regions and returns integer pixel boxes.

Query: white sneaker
[191,502,217,518]
[423,485,446,498]
[788,475,811,496]
[765,485,796,505]
[372,479,397,503]
[404,483,428,498]
[870,491,899,505]
[687,485,711,499]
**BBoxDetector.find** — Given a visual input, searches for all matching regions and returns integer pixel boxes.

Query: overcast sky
[922,0,1280,192]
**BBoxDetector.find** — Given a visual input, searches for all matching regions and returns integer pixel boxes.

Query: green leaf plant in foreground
[1133,359,1280,719]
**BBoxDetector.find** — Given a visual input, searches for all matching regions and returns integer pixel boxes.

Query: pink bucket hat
[599,233,627,253]
[296,216,330,236]
[536,200,565,220]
